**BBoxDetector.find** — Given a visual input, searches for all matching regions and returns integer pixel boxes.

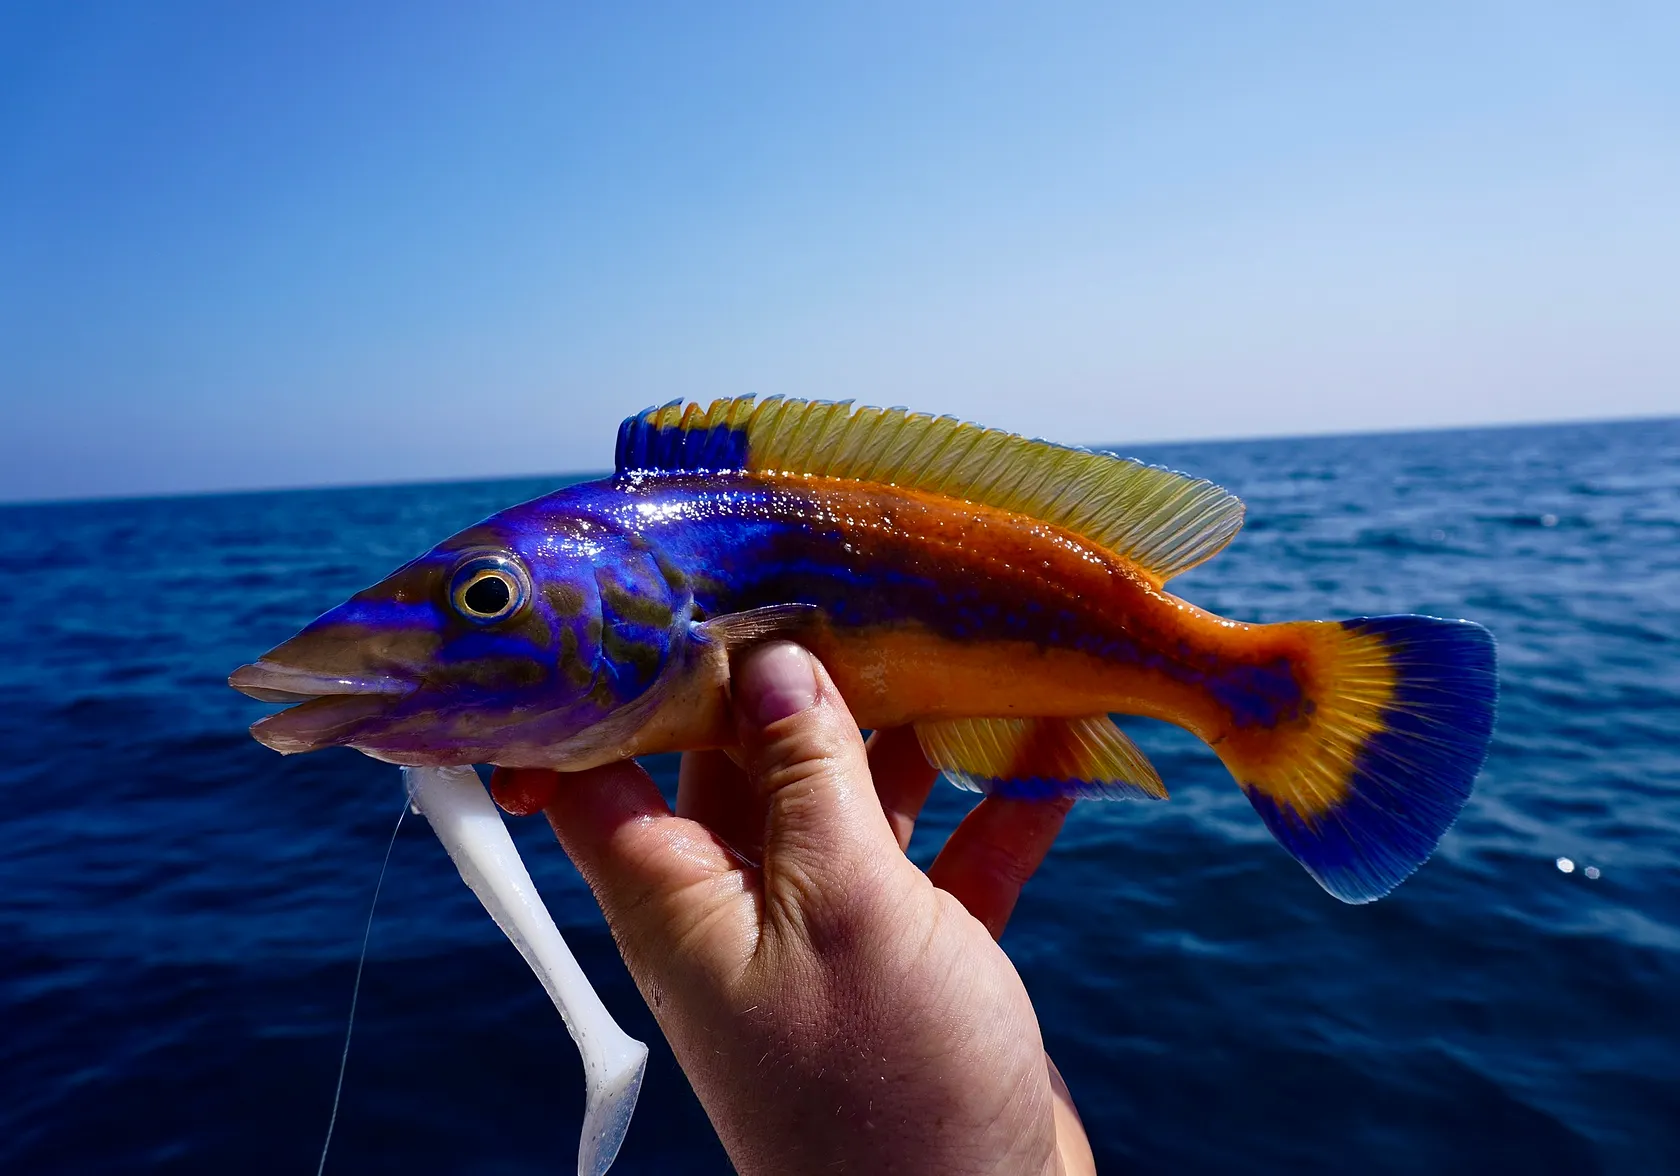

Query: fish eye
[448,553,530,624]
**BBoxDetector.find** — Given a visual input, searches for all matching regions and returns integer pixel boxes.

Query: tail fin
[1213,615,1496,903]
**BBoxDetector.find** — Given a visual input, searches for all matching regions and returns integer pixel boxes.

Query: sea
[1,418,1676,1174]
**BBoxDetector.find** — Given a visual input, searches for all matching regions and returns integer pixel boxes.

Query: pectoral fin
[695,604,825,649]
[913,715,1167,801]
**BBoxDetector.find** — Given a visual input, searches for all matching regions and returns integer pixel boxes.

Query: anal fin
[913,716,1167,801]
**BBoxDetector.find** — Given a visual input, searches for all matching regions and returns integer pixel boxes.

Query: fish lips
[229,660,414,754]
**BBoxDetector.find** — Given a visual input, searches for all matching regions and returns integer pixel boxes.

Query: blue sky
[2,2,1676,502]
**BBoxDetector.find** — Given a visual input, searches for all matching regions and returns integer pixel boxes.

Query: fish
[231,396,1497,902]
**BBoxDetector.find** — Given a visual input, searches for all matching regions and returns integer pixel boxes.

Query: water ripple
[1,423,1677,1172]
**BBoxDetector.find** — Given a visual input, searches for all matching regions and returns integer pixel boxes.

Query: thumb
[732,643,901,908]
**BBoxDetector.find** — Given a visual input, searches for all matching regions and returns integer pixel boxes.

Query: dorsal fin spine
[777,399,815,471]
[1041,460,1102,525]
[677,402,705,468]
[831,405,884,473]
[805,401,852,471]
[935,428,993,496]
[910,423,967,496]
[751,398,789,469]
[697,402,732,469]
[1012,445,1077,515]
[982,437,1047,514]
[857,408,911,482]
[899,416,952,485]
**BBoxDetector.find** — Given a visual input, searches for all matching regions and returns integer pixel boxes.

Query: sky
[2,2,1676,502]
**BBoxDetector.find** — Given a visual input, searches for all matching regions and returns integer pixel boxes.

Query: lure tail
[1212,615,1496,903]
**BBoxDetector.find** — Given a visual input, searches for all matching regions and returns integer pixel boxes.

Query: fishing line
[316,795,408,1176]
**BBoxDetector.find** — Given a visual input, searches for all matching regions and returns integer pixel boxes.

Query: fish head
[229,499,688,766]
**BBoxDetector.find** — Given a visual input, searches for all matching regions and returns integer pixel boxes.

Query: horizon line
[4,410,1673,511]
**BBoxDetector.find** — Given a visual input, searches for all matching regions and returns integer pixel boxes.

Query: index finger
[495,763,756,976]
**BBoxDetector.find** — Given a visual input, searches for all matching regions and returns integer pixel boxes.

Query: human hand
[492,642,1096,1175]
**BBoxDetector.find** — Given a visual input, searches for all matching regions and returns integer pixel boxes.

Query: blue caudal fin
[1215,616,1498,903]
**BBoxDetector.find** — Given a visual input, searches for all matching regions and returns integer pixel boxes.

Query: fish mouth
[230,660,414,754]
[229,660,412,704]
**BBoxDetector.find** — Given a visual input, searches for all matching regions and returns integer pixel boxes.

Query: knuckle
[749,700,862,785]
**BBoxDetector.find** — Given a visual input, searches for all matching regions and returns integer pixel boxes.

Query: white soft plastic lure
[403,764,647,1175]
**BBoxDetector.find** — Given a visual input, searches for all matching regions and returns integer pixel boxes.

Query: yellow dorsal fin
[616,396,1244,581]
[913,715,1168,801]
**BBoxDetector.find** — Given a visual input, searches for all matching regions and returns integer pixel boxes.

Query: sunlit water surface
[1,419,1676,1173]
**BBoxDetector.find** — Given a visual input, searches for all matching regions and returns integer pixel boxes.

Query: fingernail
[736,642,817,726]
